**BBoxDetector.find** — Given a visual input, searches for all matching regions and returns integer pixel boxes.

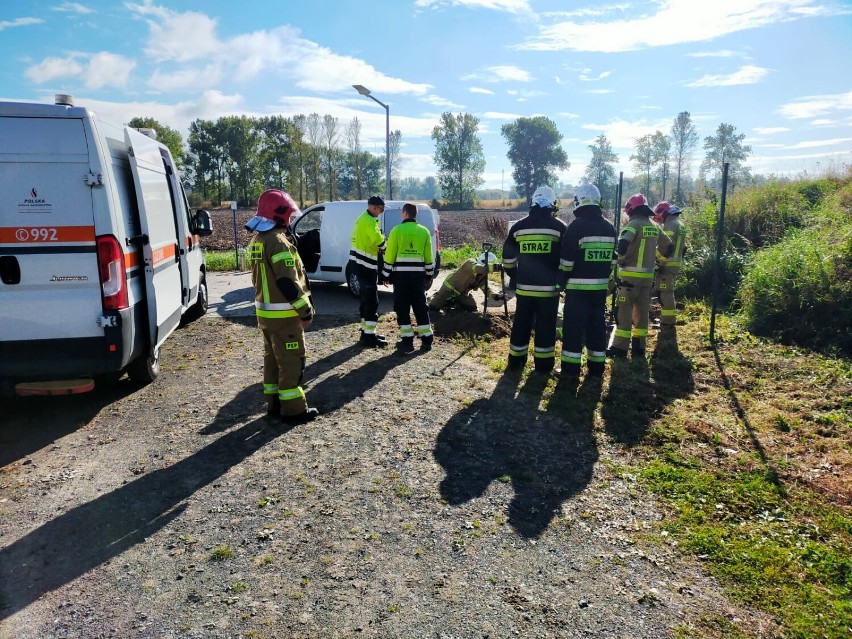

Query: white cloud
[685,65,770,88]
[25,56,84,83]
[0,17,43,31]
[519,0,832,53]
[414,0,531,13]
[783,137,852,150]
[753,126,790,135]
[420,95,465,109]
[581,117,671,149]
[469,87,495,95]
[543,4,631,19]
[559,112,581,119]
[148,65,223,93]
[686,49,738,57]
[463,65,532,83]
[481,111,523,120]
[85,53,136,89]
[125,4,430,95]
[52,2,94,14]
[778,90,852,119]
[579,69,612,82]
[585,88,615,94]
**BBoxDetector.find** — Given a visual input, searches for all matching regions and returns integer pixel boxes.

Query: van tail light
[435,228,441,252]
[96,234,129,310]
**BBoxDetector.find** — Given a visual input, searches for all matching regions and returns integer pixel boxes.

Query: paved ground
[207,270,512,319]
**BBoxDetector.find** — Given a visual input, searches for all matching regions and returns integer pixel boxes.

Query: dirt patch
[433,311,512,339]
[0,315,756,638]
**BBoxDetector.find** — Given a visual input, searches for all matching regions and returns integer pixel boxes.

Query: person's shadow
[305,351,410,414]
[434,371,598,538]
[0,386,294,621]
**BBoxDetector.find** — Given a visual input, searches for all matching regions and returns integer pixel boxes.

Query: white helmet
[531,185,557,210]
[573,182,601,209]
[477,252,499,270]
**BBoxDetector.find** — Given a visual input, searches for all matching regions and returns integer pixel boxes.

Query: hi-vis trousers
[609,281,652,352]
[260,318,307,417]
[656,268,679,326]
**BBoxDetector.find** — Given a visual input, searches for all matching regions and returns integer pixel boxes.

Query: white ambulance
[290,200,440,297]
[0,96,212,396]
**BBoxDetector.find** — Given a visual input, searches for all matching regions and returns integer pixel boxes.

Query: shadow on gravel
[0,397,296,620]
[601,330,695,446]
[305,351,409,415]
[435,371,598,539]
[0,381,143,468]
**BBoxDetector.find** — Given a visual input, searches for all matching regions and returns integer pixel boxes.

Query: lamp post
[353,84,391,200]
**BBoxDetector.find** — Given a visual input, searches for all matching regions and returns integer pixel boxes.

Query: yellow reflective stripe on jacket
[271,250,295,265]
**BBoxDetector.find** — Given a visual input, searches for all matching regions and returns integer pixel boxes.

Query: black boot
[631,338,645,358]
[419,335,434,352]
[606,346,628,358]
[506,356,525,371]
[359,332,387,348]
[280,407,319,425]
[396,336,415,355]
[266,396,280,416]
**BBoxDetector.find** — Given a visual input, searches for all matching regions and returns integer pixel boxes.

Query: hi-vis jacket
[381,219,434,280]
[503,210,566,297]
[558,207,617,291]
[616,215,672,283]
[349,210,386,275]
[248,228,313,326]
[658,216,687,274]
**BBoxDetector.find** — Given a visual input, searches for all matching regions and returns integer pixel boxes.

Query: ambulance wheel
[184,275,208,323]
[127,348,160,384]
[346,264,361,298]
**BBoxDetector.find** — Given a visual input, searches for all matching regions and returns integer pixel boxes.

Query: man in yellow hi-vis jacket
[247,189,318,424]
[607,194,673,359]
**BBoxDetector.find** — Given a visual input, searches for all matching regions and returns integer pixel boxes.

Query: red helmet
[257,189,299,225]
[623,193,648,215]
[654,201,671,216]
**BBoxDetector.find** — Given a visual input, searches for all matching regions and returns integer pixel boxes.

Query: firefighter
[557,182,617,381]
[349,196,388,348]
[607,194,673,358]
[381,202,435,354]
[503,185,566,373]
[653,201,687,329]
[246,189,318,424]
[428,252,501,312]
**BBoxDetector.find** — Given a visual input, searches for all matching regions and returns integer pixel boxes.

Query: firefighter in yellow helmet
[607,194,673,359]
[428,252,500,312]
[653,201,687,329]
[246,189,318,424]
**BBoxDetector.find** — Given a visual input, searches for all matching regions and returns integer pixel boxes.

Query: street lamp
[353,84,391,200]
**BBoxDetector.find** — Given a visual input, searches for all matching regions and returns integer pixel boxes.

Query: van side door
[124,128,183,352]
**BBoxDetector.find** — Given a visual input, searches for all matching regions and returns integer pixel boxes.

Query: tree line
[129,109,752,210]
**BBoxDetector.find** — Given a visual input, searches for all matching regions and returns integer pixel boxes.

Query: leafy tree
[652,131,672,201]
[389,129,402,199]
[127,117,185,170]
[584,134,619,208]
[220,115,261,206]
[631,134,655,196]
[501,116,569,206]
[338,151,383,199]
[702,123,752,196]
[322,114,340,201]
[431,112,485,209]
[188,118,228,205]
[292,114,309,207]
[670,111,698,203]
[304,113,323,204]
[345,117,365,199]
[256,115,295,193]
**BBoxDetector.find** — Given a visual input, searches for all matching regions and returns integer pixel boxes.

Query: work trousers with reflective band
[561,289,608,376]
[609,282,651,352]
[357,269,380,333]
[509,295,559,372]
[394,275,432,338]
[260,319,307,417]
[656,268,678,325]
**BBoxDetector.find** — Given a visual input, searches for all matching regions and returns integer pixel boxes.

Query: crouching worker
[246,189,319,424]
[428,252,501,312]
[381,202,435,355]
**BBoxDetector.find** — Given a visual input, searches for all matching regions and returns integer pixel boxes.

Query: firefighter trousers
[561,289,608,376]
[509,294,559,372]
[657,268,678,325]
[260,318,308,417]
[609,281,652,352]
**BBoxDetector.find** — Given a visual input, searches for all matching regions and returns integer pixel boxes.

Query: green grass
[204,250,242,271]
[439,244,503,269]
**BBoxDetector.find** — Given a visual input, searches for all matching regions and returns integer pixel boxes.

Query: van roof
[0,100,93,119]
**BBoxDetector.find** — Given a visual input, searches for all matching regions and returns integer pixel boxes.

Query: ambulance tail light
[96,235,129,310]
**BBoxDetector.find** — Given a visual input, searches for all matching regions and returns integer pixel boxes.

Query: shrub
[725,182,810,248]
[738,223,852,356]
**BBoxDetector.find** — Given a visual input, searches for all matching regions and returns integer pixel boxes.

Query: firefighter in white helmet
[653,201,687,330]
[246,189,318,424]
[428,251,501,312]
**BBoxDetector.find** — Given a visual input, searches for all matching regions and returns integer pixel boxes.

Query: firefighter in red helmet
[607,194,673,359]
[653,201,687,330]
[246,189,318,423]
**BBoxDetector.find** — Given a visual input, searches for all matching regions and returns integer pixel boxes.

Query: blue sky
[2,0,851,189]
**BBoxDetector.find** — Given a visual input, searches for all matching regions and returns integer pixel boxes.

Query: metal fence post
[710,162,730,342]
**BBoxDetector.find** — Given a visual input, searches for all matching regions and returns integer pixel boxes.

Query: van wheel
[184,274,208,323]
[127,348,160,384]
[346,264,361,299]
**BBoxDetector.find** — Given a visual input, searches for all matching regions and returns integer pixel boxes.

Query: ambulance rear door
[124,127,183,353]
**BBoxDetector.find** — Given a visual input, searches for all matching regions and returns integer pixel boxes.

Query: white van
[0,96,212,396]
[291,200,440,297]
